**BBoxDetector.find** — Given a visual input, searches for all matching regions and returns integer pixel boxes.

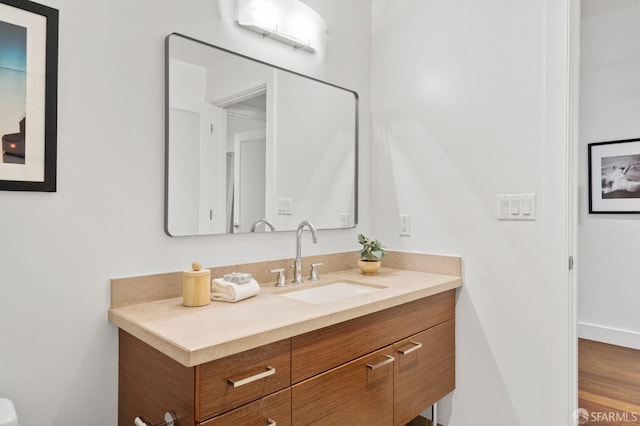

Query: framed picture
[0,0,57,191]
[588,138,640,213]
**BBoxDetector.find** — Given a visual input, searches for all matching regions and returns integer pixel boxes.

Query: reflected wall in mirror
[165,33,358,236]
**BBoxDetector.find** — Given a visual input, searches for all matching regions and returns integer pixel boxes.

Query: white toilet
[0,399,19,426]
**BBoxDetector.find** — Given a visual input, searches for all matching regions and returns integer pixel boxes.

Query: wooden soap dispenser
[182,261,211,307]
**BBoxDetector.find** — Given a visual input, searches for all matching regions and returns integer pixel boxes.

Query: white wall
[371,0,573,425]
[0,1,372,425]
[578,0,640,349]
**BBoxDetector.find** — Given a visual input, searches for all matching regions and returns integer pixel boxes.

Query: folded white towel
[211,278,260,302]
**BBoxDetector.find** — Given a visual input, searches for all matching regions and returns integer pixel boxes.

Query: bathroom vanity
[109,252,462,425]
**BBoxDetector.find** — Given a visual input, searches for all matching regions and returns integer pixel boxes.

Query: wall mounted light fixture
[236,0,327,54]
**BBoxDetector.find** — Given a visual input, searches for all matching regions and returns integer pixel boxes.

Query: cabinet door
[199,388,291,426]
[292,346,394,425]
[118,330,196,426]
[393,319,455,426]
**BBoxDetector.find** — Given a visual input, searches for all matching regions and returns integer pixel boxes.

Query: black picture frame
[0,0,58,191]
[588,138,640,214]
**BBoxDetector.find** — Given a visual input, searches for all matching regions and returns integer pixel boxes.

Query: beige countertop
[108,265,462,367]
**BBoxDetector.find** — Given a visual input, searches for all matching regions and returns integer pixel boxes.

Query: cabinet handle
[266,419,276,426]
[227,366,276,388]
[397,341,423,355]
[366,355,395,370]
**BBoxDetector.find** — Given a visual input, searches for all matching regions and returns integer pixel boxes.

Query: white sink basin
[278,281,385,304]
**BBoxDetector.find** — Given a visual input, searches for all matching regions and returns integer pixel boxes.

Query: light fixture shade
[237,0,327,54]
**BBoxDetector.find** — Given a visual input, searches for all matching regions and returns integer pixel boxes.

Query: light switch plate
[497,194,536,221]
[277,198,293,215]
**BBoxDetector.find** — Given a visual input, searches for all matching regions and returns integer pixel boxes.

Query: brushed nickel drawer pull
[228,366,276,388]
[398,341,423,355]
[366,355,395,370]
[266,419,276,426]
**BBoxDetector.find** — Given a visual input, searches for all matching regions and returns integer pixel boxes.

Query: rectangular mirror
[165,33,358,236]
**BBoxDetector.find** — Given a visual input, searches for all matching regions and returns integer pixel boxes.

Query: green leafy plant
[357,234,386,261]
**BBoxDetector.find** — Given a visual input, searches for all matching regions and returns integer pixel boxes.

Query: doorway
[214,89,268,233]
[232,129,267,233]
[576,0,640,422]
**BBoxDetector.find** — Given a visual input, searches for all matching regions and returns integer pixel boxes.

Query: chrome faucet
[249,218,275,232]
[293,220,318,284]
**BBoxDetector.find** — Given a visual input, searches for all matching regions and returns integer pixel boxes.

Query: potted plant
[357,233,386,275]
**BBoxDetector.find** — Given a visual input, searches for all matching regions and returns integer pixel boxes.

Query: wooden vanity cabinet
[118,289,456,426]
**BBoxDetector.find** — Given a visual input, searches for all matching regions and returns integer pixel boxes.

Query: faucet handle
[309,263,324,281]
[270,268,286,287]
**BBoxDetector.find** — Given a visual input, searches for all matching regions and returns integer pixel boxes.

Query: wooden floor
[579,339,640,425]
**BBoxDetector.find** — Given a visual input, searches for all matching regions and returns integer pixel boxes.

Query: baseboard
[578,322,640,350]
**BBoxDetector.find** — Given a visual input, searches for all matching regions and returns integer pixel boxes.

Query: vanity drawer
[291,290,455,383]
[196,339,291,421]
[199,388,291,426]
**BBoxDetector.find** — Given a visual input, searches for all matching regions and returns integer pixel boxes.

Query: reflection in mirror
[165,33,358,236]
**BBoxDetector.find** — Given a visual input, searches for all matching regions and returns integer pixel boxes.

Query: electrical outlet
[339,213,349,228]
[399,214,411,236]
